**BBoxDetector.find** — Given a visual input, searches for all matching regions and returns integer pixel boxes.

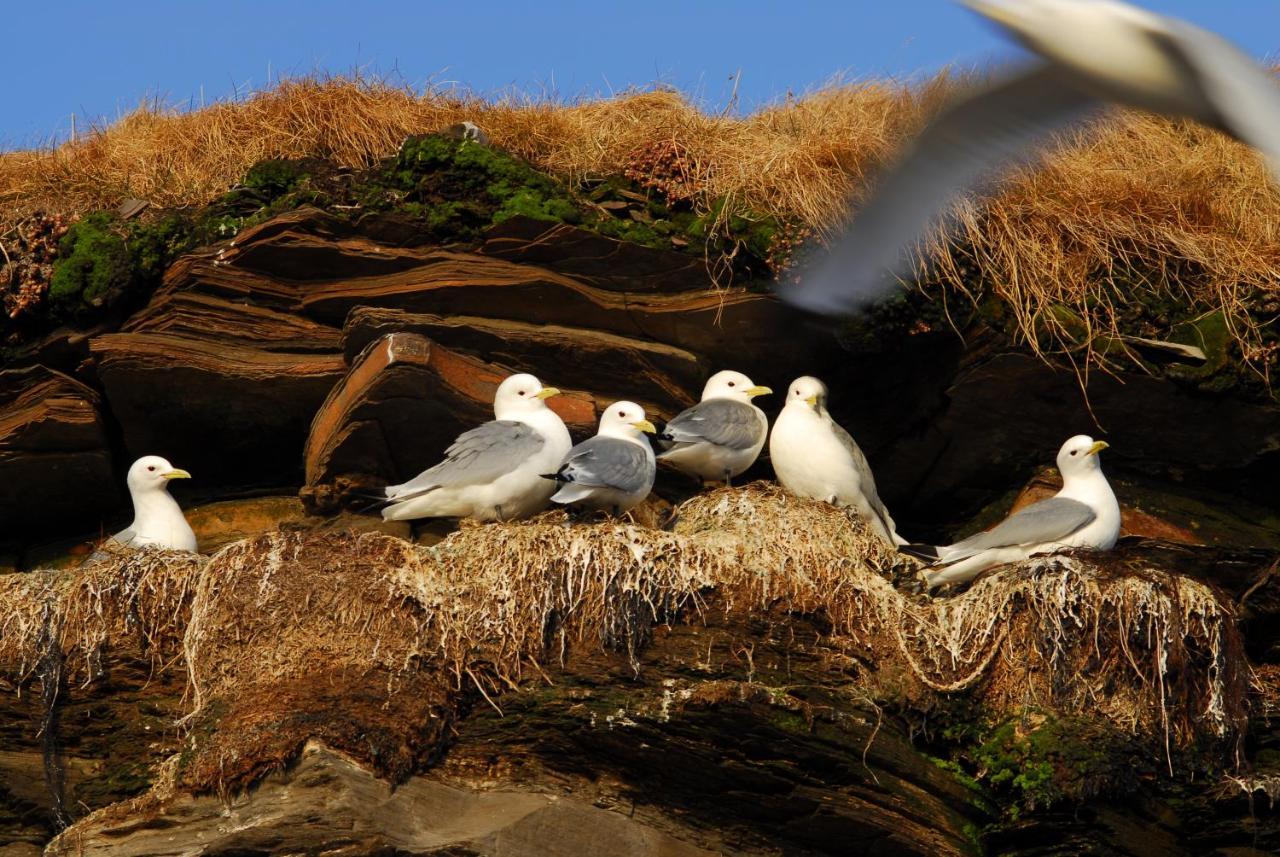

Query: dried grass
[0,485,1250,791]
[0,545,203,686]
[2,74,1276,370]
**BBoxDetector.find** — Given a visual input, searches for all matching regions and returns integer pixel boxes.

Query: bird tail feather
[899,543,941,562]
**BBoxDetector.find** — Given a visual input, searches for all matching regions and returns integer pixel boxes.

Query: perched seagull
[785,0,1280,317]
[657,370,772,486]
[907,435,1120,590]
[382,373,572,522]
[769,376,905,547]
[544,401,657,515]
[106,455,197,552]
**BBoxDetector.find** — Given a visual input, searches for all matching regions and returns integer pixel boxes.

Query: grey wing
[828,419,897,531]
[559,438,654,494]
[386,420,544,499]
[662,399,763,450]
[110,526,138,547]
[946,497,1095,556]
[783,63,1101,317]
[1151,20,1280,180]
[83,528,135,566]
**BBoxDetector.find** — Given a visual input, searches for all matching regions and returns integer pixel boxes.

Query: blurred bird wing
[783,63,1100,317]
[1147,19,1280,179]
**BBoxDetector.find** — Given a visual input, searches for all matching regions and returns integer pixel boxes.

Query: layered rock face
[1,141,1278,855]
[5,488,1274,856]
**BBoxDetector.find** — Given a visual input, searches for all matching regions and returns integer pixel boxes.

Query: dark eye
[518,390,526,396]
[727,381,736,387]
[1070,451,1078,456]
[147,465,156,471]
[619,412,627,418]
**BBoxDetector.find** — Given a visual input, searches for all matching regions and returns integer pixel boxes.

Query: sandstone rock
[48,744,715,857]
[168,209,810,380]
[182,495,310,553]
[480,216,712,293]
[301,332,597,512]
[0,366,115,546]
[342,306,701,414]
[89,308,345,493]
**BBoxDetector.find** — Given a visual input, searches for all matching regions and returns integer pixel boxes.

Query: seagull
[785,0,1280,317]
[657,370,772,486]
[906,434,1120,590]
[544,401,657,515]
[382,373,572,522]
[105,455,197,552]
[769,376,905,546]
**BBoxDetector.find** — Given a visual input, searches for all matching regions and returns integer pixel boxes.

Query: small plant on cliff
[48,213,134,316]
[968,713,1144,819]
[46,212,194,320]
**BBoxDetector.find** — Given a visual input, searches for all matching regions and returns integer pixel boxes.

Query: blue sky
[1,1,1276,149]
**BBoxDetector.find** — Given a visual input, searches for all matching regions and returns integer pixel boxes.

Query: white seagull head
[1056,434,1110,481]
[493,373,561,419]
[126,455,191,495]
[783,376,829,413]
[701,370,772,404]
[597,401,657,441]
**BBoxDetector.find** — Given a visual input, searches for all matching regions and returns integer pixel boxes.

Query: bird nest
[0,483,1250,794]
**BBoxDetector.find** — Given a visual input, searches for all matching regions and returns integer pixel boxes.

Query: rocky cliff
[1,134,1278,855]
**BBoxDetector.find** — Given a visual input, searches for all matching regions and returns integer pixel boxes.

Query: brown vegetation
[1,74,1277,371]
[0,485,1247,798]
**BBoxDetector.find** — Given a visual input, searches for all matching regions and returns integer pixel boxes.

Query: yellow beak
[162,468,192,480]
[745,385,773,398]
[631,419,657,434]
[534,387,561,400]
[804,394,819,406]
[1086,441,1109,456]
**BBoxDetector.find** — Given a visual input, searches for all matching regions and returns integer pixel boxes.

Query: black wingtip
[657,432,674,442]
[899,543,940,562]
[541,472,570,483]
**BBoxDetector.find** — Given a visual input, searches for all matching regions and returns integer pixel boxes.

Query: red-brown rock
[301,332,598,513]
[0,366,116,545]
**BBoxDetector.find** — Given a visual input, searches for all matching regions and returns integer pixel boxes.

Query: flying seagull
[905,434,1120,590]
[769,375,905,546]
[785,0,1280,317]
[381,373,572,522]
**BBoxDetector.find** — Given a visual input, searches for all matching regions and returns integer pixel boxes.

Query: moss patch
[960,713,1150,819]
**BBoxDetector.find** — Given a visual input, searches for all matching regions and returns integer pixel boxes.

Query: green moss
[48,212,134,315]
[967,713,1140,818]
[47,210,202,319]
[242,158,310,198]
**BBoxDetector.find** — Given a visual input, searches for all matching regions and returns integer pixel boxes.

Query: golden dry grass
[0,487,1248,798]
[2,74,1277,370]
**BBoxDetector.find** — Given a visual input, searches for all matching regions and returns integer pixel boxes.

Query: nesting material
[0,484,1250,793]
